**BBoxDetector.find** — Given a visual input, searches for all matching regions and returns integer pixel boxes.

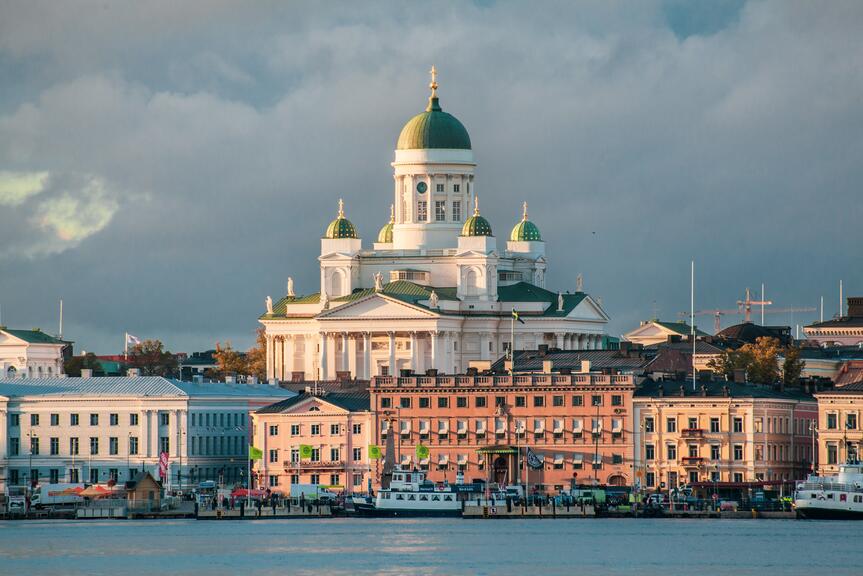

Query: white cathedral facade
[260,70,609,381]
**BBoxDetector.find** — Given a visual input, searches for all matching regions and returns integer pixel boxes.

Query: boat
[794,462,863,519]
[350,467,464,517]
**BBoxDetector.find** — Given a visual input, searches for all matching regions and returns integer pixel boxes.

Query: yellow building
[633,380,817,491]
[814,383,863,474]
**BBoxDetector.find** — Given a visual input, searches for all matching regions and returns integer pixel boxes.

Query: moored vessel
[351,467,464,517]
[794,462,863,519]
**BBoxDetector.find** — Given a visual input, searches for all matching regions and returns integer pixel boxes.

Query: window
[419,397,430,408]
[646,472,655,488]
[30,436,40,455]
[311,424,321,436]
[452,201,461,221]
[591,395,603,406]
[160,437,169,454]
[848,413,858,430]
[827,413,838,429]
[688,417,698,429]
[456,397,468,408]
[353,473,363,487]
[381,397,392,409]
[90,437,99,455]
[110,413,119,426]
[352,423,362,434]
[269,475,279,487]
[50,413,59,426]
[710,418,720,433]
[688,444,698,458]
[667,444,677,460]
[310,448,321,462]
[9,470,18,485]
[475,396,487,408]
[130,413,139,426]
[110,437,119,455]
[400,397,412,409]
[330,474,340,486]
[552,395,564,407]
[269,425,279,436]
[733,472,743,483]
[353,448,362,461]
[291,474,299,485]
[330,423,341,435]
[90,414,99,426]
[330,448,340,461]
[417,201,427,221]
[644,417,654,433]
[129,437,138,455]
[50,437,59,455]
[50,469,60,484]
[269,449,279,463]
[291,449,300,463]
[453,184,461,193]
[666,418,677,433]
[70,413,79,426]
[754,418,763,433]
[645,444,655,460]
[733,418,743,433]
[291,424,300,436]
[435,200,446,221]
[31,414,39,426]
[533,396,545,407]
[10,437,19,456]
[436,183,444,193]
[611,395,622,406]
[612,454,623,464]
[711,445,720,460]
[733,444,744,460]
[515,396,526,408]
[827,443,838,464]
[160,413,169,426]
[438,397,449,409]
[495,396,506,407]
[70,437,79,456]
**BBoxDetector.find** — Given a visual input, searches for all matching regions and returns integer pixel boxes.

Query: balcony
[283,460,345,470]
[681,429,704,439]
[682,457,703,467]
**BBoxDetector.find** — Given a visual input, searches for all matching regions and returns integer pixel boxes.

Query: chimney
[580,360,591,374]
[538,344,549,356]
[542,360,554,374]
[722,385,730,397]
[249,375,258,385]
[80,368,93,379]
[127,368,141,377]
[732,369,747,384]
[225,375,236,384]
[679,385,686,397]
[657,385,664,397]
[699,384,707,397]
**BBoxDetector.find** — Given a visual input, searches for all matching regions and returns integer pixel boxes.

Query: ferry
[351,467,464,517]
[794,462,863,519]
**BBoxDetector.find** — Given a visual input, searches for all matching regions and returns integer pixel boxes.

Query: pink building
[250,392,373,494]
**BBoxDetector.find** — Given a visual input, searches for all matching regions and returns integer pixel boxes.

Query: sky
[0,0,861,355]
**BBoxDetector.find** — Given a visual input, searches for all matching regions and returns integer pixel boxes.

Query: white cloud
[0,170,49,206]
[34,176,118,246]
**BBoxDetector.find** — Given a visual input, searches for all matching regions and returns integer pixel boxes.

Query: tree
[707,337,781,384]
[782,346,806,387]
[214,342,248,377]
[245,327,267,381]
[127,339,178,377]
[64,352,101,377]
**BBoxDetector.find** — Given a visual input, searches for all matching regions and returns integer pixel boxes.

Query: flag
[299,444,313,459]
[248,445,263,461]
[159,451,169,479]
[125,333,141,347]
[415,444,429,460]
[368,444,382,459]
[512,309,525,324]
[526,448,543,470]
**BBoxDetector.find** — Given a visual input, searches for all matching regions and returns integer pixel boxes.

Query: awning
[438,454,449,465]
[495,418,506,433]
[400,420,411,433]
[458,454,468,465]
[572,419,583,433]
[401,454,412,465]
[419,457,430,465]
[419,420,430,433]
[534,419,545,433]
[572,453,584,464]
[438,420,449,433]
[553,419,564,433]
[593,454,602,464]
[554,454,564,465]
[612,419,623,433]
[515,419,526,433]
[475,419,487,433]
[381,421,391,432]
[476,446,518,455]
[592,419,602,433]
[457,420,468,433]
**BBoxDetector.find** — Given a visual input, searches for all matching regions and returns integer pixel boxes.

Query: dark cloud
[0,0,861,353]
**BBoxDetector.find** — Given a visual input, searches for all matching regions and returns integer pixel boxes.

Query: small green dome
[377,204,395,243]
[510,202,542,241]
[461,197,493,237]
[324,199,358,239]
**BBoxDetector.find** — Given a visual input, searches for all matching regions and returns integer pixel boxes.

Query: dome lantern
[396,66,472,150]
[324,198,358,239]
[510,201,542,242]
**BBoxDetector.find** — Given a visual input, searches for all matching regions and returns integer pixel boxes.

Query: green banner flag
[368,444,382,460]
[248,445,263,461]
[299,444,313,459]
[415,443,429,460]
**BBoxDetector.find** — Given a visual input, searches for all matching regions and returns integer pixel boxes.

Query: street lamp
[808,421,818,474]
[127,432,133,482]
[27,431,38,487]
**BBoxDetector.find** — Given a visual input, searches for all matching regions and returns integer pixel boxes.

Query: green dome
[461,197,493,237]
[324,199,358,239]
[510,202,542,241]
[397,96,471,150]
[377,205,394,243]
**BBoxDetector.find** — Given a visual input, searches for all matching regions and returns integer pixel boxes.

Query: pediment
[0,332,27,346]
[281,397,348,415]
[569,296,610,322]
[624,322,674,340]
[317,294,439,320]
[318,252,359,261]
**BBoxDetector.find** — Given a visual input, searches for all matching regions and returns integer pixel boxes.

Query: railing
[796,481,863,494]
[681,429,704,438]
[682,457,704,466]
[370,374,636,388]
[282,460,345,469]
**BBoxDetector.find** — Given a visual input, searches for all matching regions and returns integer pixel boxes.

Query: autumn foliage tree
[708,337,805,386]
[245,327,267,381]
[214,342,248,376]
[126,339,178,377]
[213,327,267,381]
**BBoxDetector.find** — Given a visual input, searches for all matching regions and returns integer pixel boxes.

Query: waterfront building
[633,380,817,491]
[0,376,292,491]
[369,371,636,492]
[250,392,373,493]
[804,297,863,347]
[0,328,70,379]
[259,70,609,382]
[623,320,707,347]
[813,383,863,474]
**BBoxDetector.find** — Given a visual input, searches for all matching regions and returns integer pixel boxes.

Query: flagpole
[510,309,515,375]
[247,445,252,509]
[124,332,128,360]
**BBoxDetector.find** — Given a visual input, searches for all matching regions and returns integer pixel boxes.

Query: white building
[261,70,609,382]
[0,376,293,490]
[0,328,70,379]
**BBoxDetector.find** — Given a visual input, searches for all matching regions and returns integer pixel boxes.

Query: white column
[480,332,490,361]
[341,333,349,373]
[430,331,439,372]
[388,332,397,376]
[443,332,451,374]
[363,332,371,380]
[266,336,274,380]
[555,333,564,350]
[285,336,295,379]
[410,332,418,373]
[304,334,315,380]
[320,332,329,380]
[348,334,358,379]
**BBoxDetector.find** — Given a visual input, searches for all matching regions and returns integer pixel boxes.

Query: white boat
[794,462,863,519]
[351,467,464,517]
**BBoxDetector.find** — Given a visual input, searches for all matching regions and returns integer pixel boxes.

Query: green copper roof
[1,328,68,344]
[461,214,493,237]
[377,205,394,243]
[397,96,471,150]
[509,202,542,241]
[324,199,358,239]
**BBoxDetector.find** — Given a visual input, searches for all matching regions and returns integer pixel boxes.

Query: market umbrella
[80,485,110,498]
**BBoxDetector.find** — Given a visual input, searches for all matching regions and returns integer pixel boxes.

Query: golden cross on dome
[389,203,395,223]
[429,65,438,97]
[474,194,480,215]
[338,198,345,218]
[522,201,529,220]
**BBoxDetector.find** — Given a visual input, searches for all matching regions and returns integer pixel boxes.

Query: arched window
[329,269,345,298]
[6,366,16,379]
[464,268,480,297]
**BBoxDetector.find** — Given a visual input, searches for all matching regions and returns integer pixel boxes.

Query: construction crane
[677,287,817,332]
[737,286,772,324]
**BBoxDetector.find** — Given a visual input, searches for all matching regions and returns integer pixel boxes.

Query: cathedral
[260,69,609,381]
